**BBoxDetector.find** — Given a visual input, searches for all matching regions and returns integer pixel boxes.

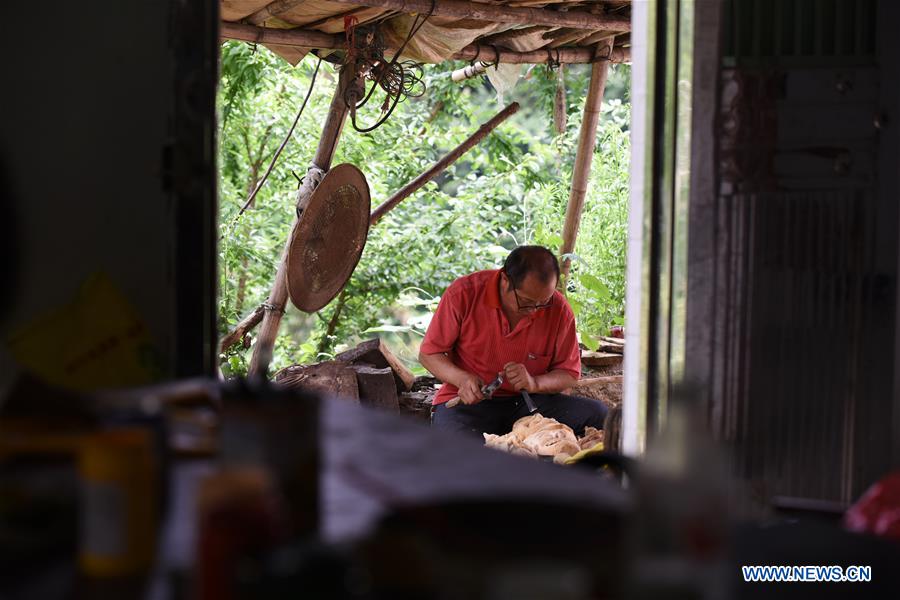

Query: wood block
[351,365,399,411]
[597,340,624,354]
[335,338,415,392]
[596,336,624,353]
[398,391,432,421]
[334,338,382,363]
[580,351,622,368]
[274,361,359,401]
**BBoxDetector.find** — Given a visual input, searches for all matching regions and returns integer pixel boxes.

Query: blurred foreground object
[7,273,163,390]
[629,383,730,599]
[844,471,900,542]
[78,428,159,577]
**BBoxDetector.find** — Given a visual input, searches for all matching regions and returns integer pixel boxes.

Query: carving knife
[521,389,538,414]
[446,373,504,408]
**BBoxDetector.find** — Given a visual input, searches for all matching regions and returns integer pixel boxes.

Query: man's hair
[502,245,560,288]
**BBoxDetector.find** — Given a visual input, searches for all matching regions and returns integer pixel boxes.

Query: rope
[261,302,285,314]
[295,165,326,217]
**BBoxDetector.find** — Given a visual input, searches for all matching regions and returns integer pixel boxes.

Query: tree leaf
[363,324,413,334]
[578,273,609,299]
[579,329,599,352]
[568,297,583,316]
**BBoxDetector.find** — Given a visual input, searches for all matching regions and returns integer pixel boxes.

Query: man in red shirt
[419,245,608,437]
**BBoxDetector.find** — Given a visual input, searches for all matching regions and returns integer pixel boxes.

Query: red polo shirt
[420,269,581,405]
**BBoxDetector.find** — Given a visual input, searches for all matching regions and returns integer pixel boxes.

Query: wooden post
[559,42,613,284]
[369,102,520,225]
[248,66,359,378]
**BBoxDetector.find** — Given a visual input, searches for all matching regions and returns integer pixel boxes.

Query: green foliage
[218,42,630,376]
[528,98,631,348]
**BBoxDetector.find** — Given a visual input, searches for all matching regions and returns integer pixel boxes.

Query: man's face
[501,271,557,314]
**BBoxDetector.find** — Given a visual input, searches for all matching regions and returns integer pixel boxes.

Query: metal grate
[735,190,876,504]
[711,0,887,500]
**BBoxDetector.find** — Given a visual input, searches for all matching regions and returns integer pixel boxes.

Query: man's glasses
[511,285,554,312]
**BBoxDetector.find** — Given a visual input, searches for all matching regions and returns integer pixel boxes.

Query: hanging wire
[343,0,434,133]
[236,56,323,218]
[221,55,323,242]
[545,47,562,70]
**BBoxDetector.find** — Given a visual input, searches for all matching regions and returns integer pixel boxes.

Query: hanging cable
[234,56,323,219]
[342,0,433,133]
[220,55,323,243]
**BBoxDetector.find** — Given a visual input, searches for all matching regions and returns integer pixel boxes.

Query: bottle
[78,427,159,577]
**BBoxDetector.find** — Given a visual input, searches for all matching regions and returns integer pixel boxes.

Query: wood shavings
[484,414,603,464]
[579,426,604,451]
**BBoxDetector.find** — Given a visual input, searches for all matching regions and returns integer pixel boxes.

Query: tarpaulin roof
[221,0,632,65]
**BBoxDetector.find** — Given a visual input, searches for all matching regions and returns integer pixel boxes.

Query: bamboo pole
[220,21,631,64]
[453,44,629,65]
[329,0,631,31]
[579,29,618,47]
[559,41,613,283]
[245,0,312,25]
[369,102,520,225]
[451,62,489,82]
[478,25,554,48]
[248,66,359,377]
[221,21,342,48]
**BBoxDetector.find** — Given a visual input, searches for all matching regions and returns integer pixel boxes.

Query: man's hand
[503,362,537,393]
[456,372,485,405]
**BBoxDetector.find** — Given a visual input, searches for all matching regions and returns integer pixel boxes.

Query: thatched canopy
[221,0,632,65]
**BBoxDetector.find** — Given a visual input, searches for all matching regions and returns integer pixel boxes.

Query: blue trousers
[432,392,608,438]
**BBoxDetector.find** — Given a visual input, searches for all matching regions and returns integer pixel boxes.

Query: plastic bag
[486,63,523,105]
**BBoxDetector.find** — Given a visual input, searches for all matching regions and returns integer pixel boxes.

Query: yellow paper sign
[8,273,163,390]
